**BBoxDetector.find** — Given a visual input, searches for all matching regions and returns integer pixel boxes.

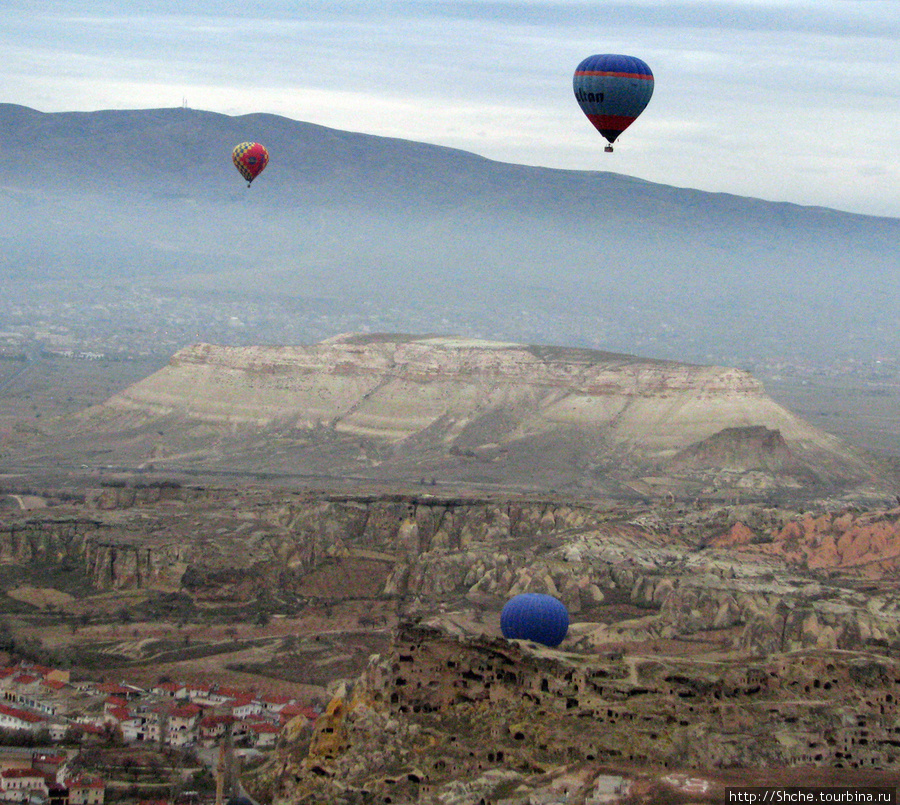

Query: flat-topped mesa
[104,334,809,449]
[80,333,881,499]
[169,336,762,396]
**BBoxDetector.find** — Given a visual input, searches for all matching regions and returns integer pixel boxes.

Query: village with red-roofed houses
[0,661,321,805]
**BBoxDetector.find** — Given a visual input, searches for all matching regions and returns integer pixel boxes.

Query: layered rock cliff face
[6,486,900,658]
[257,624,900,804]
[8,486,900,798]
[0,490,632,593]
[57,334,881,501]
[0,512,193,592]
[98,336,823,448]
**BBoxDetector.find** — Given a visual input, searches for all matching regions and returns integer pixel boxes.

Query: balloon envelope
[232,142,269,184]
[573,54,654,145]
[501,593,569,648]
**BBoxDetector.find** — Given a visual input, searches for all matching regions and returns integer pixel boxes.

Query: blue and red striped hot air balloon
[573,54,654,152]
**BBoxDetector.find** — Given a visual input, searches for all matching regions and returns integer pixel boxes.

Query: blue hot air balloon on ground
[501,593,569,648]
[573,54,654,152]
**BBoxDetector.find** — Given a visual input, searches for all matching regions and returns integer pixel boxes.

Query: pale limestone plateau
[42,333,887,502]
[96,336,837,448]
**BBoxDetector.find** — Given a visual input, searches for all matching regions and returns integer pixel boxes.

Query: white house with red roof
[103,710,129,745]
[0,704,46,734]
[46,720,69,742]
[192,688,231,707]
[0,768,48,799]
[15,664,51,679]
[197,715,233,745]
[258,694,295,716]
[184,683,212,702]
[2,663,69,687]
[30,753,65,779]
[118,708,160,744]
[66,775,105,805]
[14,684,66,717]
[73,723,106,744]
[246,722,280,749]
[40,679,67,695]
[102,697,128,715]
[40,678,69,693]
[229,696,262,720]
[150,682,187,700]
[103,704,130,726]
[94,683,133,699]
[166,704,201,747]
[6,675,42,701]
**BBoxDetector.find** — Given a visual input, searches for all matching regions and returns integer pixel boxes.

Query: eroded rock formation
[5,484,900,800]
[255,623,900,804]
[41,334,883,501]
[4,488,900,658]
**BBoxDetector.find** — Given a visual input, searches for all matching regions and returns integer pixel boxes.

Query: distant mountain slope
[1,103,899,368]
[21,334,888,504]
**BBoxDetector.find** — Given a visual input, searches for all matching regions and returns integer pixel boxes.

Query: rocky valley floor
[2,482,900,802]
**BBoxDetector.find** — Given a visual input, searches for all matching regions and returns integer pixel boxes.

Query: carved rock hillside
[48,334,881,502]
[256,623,900,804]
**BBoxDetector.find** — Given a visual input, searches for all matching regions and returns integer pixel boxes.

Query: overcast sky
[3,0,898,218]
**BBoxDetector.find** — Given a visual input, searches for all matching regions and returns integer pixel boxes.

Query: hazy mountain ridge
[2,103,899,368]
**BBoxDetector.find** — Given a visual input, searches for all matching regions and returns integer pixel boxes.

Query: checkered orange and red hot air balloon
[232,142,269,186]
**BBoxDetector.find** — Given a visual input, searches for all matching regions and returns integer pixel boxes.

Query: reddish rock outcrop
[711,521,757,548]
[733,507,900,576]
